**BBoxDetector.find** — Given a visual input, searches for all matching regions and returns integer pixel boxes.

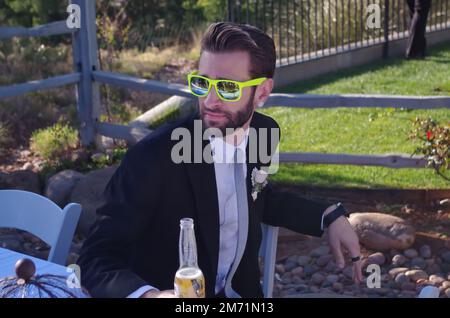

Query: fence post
[382,0,390,58]
[71,0,101,147]
[227,0,234,22]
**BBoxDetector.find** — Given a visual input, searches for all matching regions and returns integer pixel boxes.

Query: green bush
[410,117,450,182]
[111,146,127,162]
[30,123,79,162]
[0,122,13,157]
[0,122,13,148]
[38,145,128,184]
[91,146,128,169]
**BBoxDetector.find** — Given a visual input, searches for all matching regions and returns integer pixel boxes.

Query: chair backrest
[0,189,81,265]
[259,223,279,298]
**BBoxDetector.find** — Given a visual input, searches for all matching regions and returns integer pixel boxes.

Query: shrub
[91,146,128,168]
[0,122,13,148]
[410,117,450,181]
[30,123,79,162]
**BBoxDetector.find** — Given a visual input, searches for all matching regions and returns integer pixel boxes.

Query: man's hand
[140,289,178,298]
[325,212,363,283]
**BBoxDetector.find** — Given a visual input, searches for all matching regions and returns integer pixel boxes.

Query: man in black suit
[77,22,362,298]
[406,0,431,59]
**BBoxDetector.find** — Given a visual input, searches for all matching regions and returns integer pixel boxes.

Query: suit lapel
[246,149,258,216]
[246,115,262,213]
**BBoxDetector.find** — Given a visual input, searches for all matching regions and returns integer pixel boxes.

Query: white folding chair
[0,189,81,265]
[259,223,279,298]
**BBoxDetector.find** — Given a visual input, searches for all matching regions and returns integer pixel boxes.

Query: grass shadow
[274,164,391,189]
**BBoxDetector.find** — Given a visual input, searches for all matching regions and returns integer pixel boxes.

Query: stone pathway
[272,242,450,298]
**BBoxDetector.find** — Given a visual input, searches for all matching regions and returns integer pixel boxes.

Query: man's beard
[200,88,255,136]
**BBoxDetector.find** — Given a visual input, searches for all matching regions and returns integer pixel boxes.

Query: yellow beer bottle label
[174,267,205,298]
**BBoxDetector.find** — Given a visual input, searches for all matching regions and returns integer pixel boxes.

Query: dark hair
[200,22,276,79]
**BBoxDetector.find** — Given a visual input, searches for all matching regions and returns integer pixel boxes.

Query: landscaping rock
[284,260,298,272]
[405,269,428,282]
[440,251,450,263]
[392,254,406,266]
[332,282,344,292]
[275,264,285,274]
[441,281,450,289]
[419,245,432,259]
[310,246,330,258]
[410,257,427,269]
[311,273,325,285]
[445,288,450,298]
[394,273,409,285]
[348,213,415,251]
[0,170,41,194]
[324,261,338,273]
[428,275,445,286]
[325,274,340,285]
[303,264,319,276]
[389,267,409,278]
[297,255,312,266]
[400,282,416,291]
[367,252,386,265]
[404,248,419,258]
[426,263,442,275]
[316,254,333,267]
[44,170,85,207]
[292,276,304,285]
[291,266,304,276]
[70,165,119,236]
[22,162,34,170]
[343,267,353,279]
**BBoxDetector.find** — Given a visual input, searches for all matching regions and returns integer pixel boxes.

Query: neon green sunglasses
[187,71,267,102]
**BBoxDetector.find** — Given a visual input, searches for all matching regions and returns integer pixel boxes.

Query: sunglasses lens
[217,81,240,101]
[190,76,209,96]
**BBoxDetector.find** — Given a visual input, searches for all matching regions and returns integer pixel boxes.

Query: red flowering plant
[409,117,450,181]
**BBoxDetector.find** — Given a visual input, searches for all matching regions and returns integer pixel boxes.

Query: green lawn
[259,42,450,189]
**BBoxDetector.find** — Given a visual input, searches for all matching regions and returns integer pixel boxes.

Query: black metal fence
[226,0,450,65]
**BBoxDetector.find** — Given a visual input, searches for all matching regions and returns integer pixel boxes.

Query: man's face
[197,50,256,135]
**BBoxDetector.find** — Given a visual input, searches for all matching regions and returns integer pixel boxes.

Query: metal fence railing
[226,0,450,65]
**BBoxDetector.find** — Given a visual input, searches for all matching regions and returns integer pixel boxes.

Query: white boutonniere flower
[251,167,269,201]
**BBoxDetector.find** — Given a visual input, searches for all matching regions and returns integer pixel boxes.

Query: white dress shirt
[209,133,247,294]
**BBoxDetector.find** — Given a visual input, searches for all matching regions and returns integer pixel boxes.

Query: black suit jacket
[77,111,332,298]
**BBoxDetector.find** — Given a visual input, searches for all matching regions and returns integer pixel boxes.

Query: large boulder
[70,165,119,237]
[349,212,415,251]
[44,170,85,207]
[0,170,41,194]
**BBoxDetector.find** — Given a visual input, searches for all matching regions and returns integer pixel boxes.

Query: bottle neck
[179,219,198,268]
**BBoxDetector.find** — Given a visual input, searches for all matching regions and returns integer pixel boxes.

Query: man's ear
[255,78,274,108]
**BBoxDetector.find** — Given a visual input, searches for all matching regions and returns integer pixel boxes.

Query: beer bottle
[174,218,205,298]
